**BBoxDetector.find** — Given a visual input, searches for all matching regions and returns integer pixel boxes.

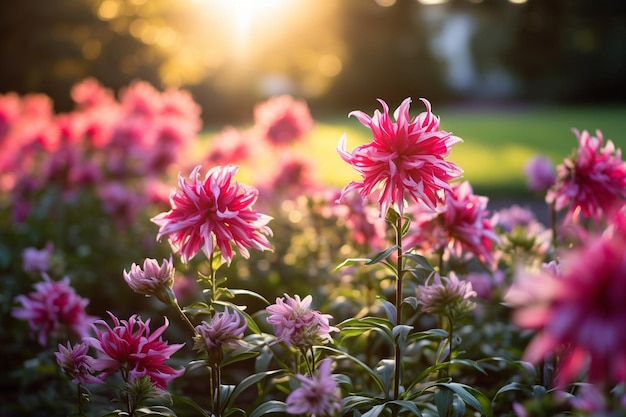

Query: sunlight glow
[193,0,301,59]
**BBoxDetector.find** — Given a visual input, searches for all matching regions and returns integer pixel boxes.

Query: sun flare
[192,0,303,58]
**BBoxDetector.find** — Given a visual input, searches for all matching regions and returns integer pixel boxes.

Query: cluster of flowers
[9,88,626,417]
[0,79,202,226]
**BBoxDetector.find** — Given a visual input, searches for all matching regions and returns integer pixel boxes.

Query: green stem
[214,364,222,417]
[76,383,83,415]
[393,215,404,400]
[174,301,198,338]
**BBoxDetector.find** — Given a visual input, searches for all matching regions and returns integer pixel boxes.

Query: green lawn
[306,104,626,197]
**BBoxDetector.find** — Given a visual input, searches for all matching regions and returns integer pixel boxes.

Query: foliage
[2,80,626,417]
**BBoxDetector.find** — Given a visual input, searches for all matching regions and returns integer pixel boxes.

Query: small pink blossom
[286,358,342,417]
[151,165,273,264]
[337,97,463,216]
[524,155,556,192]
[71,77,115,110]
[407,181,499,269]
[55,341,105,385]
[206,126,253,166]
[22,242,54,274]
[123,257,176,306]
[266,294,338,348]
[330,189,388,251]
[507,229,626,385]
[254,95,314,146]
[87,312,184,390]
[417,272,477,318]
[547,129,626,223]
[195,308,247,351]
[12,275,96,346]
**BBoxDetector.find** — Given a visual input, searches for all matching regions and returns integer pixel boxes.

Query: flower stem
[174,301,198,338]
[393,215,404,400]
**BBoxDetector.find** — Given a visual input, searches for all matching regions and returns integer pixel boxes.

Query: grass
[304,104,626,197]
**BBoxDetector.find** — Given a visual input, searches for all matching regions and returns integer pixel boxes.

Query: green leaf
[225,369,284,409]
[338,317,394,346]
[342,396,382,415]
[402,253,435,272]
[335,257,373,270]
[402,296,418,310]
[388,399,423,416]
[435,388,454,417]
[366,245,399,265]
[249,400,287,417]
[379,298,397,325]
[226,288,270,305]
[171,394,212,417]
[221,348,260,367]
[317,345,385,393]
[401,215,412,237]
[385,206,401,225]
[434,383,492,417]
[392,324,413,350]
[361,404,385,417]
[493,381,530,400]
[135,406,177,416]
[186,359,209,374]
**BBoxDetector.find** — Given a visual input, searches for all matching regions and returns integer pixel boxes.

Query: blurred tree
[504,0,626,102]
[0,0,623,123]
[316,0,449,114]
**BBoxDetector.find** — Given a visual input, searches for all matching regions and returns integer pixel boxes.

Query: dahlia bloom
[417,272,477,319]
[206,126,252,166]
[87,312,184,390]
[12,275,95,346]
[123,257,176,306]
[195,308,247,351]
[55,341,105,385]
[407,181,499,269]
[337,98,463,216]
[546,129,626,223]
[507,230,626,385]
[524,154,556,192]
[286,358,342,417]
[253,95,314,146]
[22,242,54,274]
[151,165,273,264]
[266,294,338,348]
[330,189,388,251]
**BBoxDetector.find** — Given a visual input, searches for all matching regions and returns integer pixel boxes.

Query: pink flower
[407,181,499,269]
[524,155,556,192]
[417,272,477,318]
[330,189,388,251]
[87,312,184,389]
[12,275,95,346]
[266,294,338,348]
[262,151,319,197]
[123,257,177,306]
[337,98,463,216]
[71,78,115,110]
[286,358,342,417]
[195,308,247,351]
[253,95,314,146]
[546,129,626,223]
[55,341,105,385]
[22,242,54,274]
[206,126,252,166]
[508,231,626,385]
[151,165,273,264]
